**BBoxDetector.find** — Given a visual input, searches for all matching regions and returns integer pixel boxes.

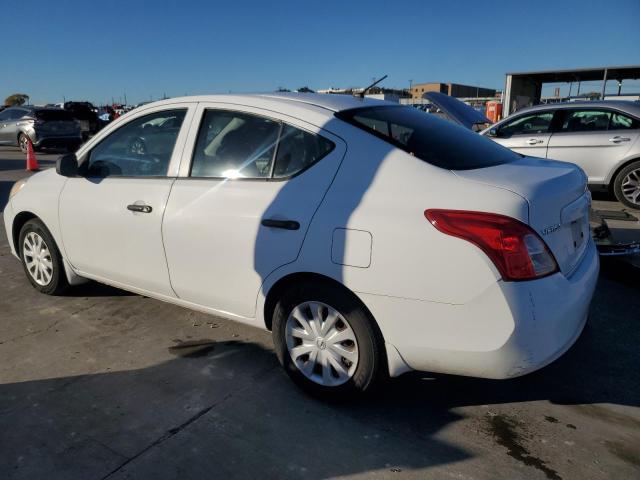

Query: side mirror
[488,127,499,137]
[56,153,79,177]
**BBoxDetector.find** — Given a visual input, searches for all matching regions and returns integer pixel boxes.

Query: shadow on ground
[0,257,638,479]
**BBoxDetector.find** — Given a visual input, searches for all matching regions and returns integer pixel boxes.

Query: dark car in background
[64,101,101,140]
[0,106,83,152]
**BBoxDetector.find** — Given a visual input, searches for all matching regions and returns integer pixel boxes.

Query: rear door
[546,108,640,183]
[491,110,555,157]
[162,104,345,318]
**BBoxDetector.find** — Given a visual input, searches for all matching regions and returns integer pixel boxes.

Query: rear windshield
[34,110,75,121]
[336,106,519,170]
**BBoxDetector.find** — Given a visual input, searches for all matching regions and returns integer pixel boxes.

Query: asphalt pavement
[0,146,639,479]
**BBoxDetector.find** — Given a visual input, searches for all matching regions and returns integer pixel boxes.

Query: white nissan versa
[4,93,599,397]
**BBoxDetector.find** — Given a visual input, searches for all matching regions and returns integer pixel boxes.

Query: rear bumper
[33,135,82,149]
[362,239,600,379]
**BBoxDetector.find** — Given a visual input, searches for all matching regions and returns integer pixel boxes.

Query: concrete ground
[0,146,639,480]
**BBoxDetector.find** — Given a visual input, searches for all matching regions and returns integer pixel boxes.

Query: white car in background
[4,94,598,398]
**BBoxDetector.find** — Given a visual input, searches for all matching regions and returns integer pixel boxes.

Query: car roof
[513,100,640,117]
[144,92,398,113]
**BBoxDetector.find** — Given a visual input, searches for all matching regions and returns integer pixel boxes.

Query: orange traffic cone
[26,138,40,172]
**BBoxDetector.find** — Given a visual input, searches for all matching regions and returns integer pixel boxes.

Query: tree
[4,93,29,106]
[296,86,315,93]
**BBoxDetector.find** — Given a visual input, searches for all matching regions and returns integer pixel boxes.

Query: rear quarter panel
[261,126,529,308]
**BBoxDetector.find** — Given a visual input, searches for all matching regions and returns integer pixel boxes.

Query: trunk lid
[423,91,491,130]
[454,156,590,276]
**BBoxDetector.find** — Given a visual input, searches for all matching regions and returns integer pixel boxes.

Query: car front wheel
[613,160,640,210]
[19,219,69,295]
[272,281,387,399]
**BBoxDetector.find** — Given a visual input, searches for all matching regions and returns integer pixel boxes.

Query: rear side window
[559,110,611,132]
[272,125,334,178]
[336,106,518,170]
[191,109,335,179]
[609,112,639,130]
[34,110,76,121]
[2,108,26,120]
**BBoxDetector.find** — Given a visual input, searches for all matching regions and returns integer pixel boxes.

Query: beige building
[410,82,496,100]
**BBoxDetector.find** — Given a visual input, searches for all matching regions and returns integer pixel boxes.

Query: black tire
[19,219,70,295]
[272,281,387,399]
[613,160,640,210]
[18,133,29,154]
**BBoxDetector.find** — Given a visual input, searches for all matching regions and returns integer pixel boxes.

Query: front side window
[84,109,186,177]
[337,106,518,170]
[559,109,610,133]
[498,112,554,137]
[191,110,335,179]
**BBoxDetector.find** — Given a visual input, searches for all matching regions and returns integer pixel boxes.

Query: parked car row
[4,93,598,398]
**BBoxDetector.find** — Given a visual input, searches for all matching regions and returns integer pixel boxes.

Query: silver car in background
[0,107,83,153]
[481,101,640,209]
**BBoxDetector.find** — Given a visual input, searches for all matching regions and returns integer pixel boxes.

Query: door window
[559,110,611,133]
[272,125,334,178]
[191,110,280,178]
[190,110,334,179]
[498,112,554,137]
[609,112,639,130]
[84,109,186,177]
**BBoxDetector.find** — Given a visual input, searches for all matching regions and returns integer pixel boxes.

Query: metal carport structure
[503,65,640,116]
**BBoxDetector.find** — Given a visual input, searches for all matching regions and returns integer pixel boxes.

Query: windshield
[336,106,519,170]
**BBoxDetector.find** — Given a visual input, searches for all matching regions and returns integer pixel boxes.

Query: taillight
[425,209,558,281]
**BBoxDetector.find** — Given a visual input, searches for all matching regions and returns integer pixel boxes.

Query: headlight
[9,178,28,200]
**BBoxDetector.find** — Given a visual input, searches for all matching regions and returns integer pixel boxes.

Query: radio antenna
[357,75,388,98]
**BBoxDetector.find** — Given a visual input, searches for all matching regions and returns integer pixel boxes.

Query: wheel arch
[12,211,87,286]
[11,211,38,254]
[607,156,640,190]
[263,272,378,334]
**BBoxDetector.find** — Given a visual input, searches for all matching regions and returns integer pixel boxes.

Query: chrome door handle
[127,204,152,213]
[526,138,544,145]
[609,136,630,143]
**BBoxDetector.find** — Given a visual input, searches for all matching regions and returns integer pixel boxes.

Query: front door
[58,105,195,296]
[491,110,555,157]
[546,108,640,183]
[162,104,346,319]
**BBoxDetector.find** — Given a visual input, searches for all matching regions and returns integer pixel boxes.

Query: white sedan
[4,93,599,398]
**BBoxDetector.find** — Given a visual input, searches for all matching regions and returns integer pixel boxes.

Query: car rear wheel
[272,281,387,399]
[19,219,69,295]
[18,133,30,154]
[613,160,640,210]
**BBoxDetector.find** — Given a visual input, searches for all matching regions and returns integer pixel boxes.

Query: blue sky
[2,0,639,105]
